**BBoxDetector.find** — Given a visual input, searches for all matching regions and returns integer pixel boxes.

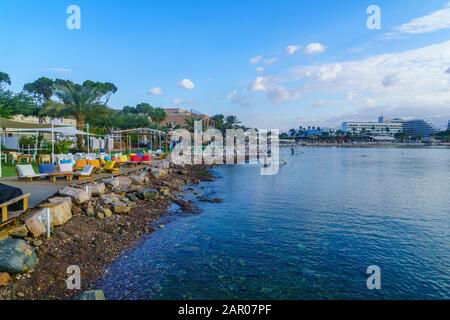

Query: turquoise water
[98,148,450,300]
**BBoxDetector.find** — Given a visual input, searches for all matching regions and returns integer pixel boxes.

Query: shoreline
[0,164,215,300]
[291,143,450,149]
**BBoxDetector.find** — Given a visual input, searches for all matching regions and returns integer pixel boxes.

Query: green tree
[224,115,241,130]
[136,103,154,116]
[0,71,11,91]
[184,117,203,131]
[46,79,118,149]
[151,107,167,123]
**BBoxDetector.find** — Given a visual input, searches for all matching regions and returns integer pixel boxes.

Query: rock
[159,187,171,197]
[59,187,90,205]
[128,193,139,202]
[103,178,120,188]
[48,196,72,208]
[25,211,51,238]
[137,189,159,201]
[151,168,168,179]
[103,208,113,218]
[86,183,106,197]
[117,176,132,187]
[99,194,120,205]
[96,212,105,220]
[72,207,82,215]
[0,238,38,274]
[39,201,72,227]
[79,290,106,300]
[113,202,131,214]
[32,239,43,247]
[8,225,29,238]
[155,160,170,169]
[85,207,95,217]
[129,175,145,185]
[0,272,11,286]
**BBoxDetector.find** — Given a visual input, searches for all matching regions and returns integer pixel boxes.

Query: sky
[1,0,450,130]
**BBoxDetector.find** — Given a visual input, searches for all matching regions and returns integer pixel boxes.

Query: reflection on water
[98,148,450,300]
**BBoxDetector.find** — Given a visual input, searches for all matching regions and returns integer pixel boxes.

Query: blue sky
[1,0,450,129]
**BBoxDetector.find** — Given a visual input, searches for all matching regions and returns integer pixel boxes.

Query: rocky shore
[0,161,214,300]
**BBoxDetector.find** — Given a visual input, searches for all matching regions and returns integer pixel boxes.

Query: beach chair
[73,165,95,181]
[0,193,31,226]
[75,159,87,171]
[141,154,152,165]
[103,160,120,174]
[16,165,48,182]
[87,159,101,173]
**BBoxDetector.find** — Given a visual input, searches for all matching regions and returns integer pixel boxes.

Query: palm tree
[224,115,241,130]
[164,121,180,132]
[151,108,167,124]
[184,117,203,132]
[47,80,117,149]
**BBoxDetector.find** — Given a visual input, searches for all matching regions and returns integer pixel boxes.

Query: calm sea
[98,147,450,300]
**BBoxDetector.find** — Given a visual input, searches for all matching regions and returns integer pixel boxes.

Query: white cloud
[316,64,342,81]
[385,3,450,38]
[304,43,326,55]
[250,56,263,64]
[286,45,301,55]
[249,77,268,92]
[177,79,195,90]
[227,90,250,107]
[148,87,163,95]
[267,86,301,104]
[256,67,265,73]
[445,67,450,74]
[286,40,450,113]
[264,58,278,65]
[173,98,194,106]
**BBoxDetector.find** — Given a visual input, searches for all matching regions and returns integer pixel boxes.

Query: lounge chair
[87,159,101,173]
[1,193,31,226]
[16,165,48,182]
[103,161,120,174]
[73,165,95,180]
[75,159,87,171]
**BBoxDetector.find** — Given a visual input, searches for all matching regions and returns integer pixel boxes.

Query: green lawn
[0,163,39,178]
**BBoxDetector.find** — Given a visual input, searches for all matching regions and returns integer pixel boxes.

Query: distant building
[164,108,215,128]
[447,120,450,131]
[402,120,439,138]
[342,119,403,136]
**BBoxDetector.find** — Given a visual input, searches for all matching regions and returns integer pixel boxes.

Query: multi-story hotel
[163,108,215,128]
[342,117,403,136]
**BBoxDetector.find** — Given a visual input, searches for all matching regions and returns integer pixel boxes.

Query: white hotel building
[342,117,403,137]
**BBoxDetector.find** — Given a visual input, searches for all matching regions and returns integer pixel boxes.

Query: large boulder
[48,197,73,209]
[137,189,159,201]
[8,225,29,238]
[117,176,132,187]
[129,175,145,186]
[99,194,120,205]
[103,178,120,188]
[39,201,72,227]
[86,183,106,197]
[151,168,168,180]
[79,290,106,300]
[59,187,90,205]
[25,210,52,238]
[0,238,38,274]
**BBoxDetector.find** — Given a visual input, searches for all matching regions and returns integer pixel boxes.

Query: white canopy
[10,126,87,136]
[0,117,85,178]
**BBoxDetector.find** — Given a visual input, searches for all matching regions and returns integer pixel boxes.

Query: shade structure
[0,117,77,178]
